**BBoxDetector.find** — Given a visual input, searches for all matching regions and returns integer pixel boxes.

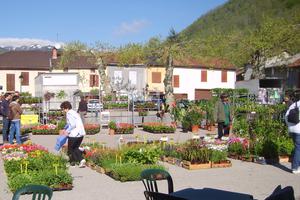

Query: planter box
[52,184,73,191]
[211,160,232,168]
[182,160,211,170]
[86,162,105,174]
[279,155,291,163]
[162,156,182,167]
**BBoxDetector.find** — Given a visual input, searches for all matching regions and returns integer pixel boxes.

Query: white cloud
[114,20,149,36]
[0,38,63,48]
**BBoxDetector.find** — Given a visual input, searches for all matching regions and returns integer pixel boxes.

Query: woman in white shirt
[60,101,86,168]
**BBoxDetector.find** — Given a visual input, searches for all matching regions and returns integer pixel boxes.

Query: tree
[58,41,113,96]
[190,16,300,79]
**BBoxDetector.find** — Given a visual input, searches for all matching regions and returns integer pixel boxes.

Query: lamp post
[19,74,24,93]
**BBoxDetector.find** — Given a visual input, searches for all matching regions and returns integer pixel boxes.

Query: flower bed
[31,124,59,135]
[143,122,176,133]
[0,143,72,192]
[161,140,232,170]
[109,122,134,134]
[84,124,100,135]
[83,143,164,182]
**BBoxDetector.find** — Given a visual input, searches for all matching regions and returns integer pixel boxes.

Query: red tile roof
[288,58,300,68]
[173,57,236,70]
[0,51,52,70]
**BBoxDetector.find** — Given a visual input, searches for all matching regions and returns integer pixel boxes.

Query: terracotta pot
[109,129,115,135]
[191,125,199,133]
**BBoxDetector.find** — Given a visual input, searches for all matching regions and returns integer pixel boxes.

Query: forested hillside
[182,0,300,41]
[180,0,300,76]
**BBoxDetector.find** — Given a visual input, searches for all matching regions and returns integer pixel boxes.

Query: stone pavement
[1,128,300,200]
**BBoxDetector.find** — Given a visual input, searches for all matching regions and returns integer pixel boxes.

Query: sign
[21,115,39,125]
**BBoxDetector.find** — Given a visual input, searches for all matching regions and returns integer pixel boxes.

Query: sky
[0,0,227,47]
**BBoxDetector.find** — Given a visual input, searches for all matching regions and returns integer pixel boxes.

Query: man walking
[77,96,88,124]
[214,93,231,139]
[1,93,12,143]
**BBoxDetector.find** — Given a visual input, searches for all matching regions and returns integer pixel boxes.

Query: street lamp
[19,74,24,93]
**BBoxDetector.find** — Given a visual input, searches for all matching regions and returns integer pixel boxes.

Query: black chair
[12,184,53,200]
[265,185,295,200]
[144,191,187,200]
[141,169,174,194]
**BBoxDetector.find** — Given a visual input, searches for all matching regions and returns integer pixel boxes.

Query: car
[87,99,103,112]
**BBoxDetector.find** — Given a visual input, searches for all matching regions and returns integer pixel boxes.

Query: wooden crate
[182,160,211,170]
[211,160,232,168]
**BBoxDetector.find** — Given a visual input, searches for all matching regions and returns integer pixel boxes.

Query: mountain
[182,0,300,42]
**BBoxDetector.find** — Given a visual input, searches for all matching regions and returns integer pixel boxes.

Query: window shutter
[21,72,29,86]
[221,70,227,82]
[152,72,161,83]
[201,70,207,82]
[6,74,15,91]
[90,75,93,87]
[173,75,179,88]
[95,75,99,87]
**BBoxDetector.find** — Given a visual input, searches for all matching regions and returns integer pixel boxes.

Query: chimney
[52,47,57,59]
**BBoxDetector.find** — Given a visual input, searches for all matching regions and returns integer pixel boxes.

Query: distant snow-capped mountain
[0,38,63,51]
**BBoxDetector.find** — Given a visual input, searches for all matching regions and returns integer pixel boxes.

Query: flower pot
[109,129,115,135]
[191,125,199,133]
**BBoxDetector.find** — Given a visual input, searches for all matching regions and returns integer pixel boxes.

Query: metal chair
[12,184,53,200]
[144,191,187,200]
[141,169,174,194]
[265,185,295,200]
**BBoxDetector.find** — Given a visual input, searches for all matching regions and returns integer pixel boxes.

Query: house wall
[173,68,236,100]
[107,66,147,96]
[147,67,166,93]
[0,70,47,94]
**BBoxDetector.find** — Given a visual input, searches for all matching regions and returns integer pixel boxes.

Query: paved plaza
[1,126,300,200]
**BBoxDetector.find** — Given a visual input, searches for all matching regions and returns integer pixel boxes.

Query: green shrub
[228,142,245,156]
[109,163,165,182]
[262,139,279,159]
[210,150,227,162]
[123,146,162,164]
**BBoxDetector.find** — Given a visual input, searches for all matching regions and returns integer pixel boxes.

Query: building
[0,48,100,95]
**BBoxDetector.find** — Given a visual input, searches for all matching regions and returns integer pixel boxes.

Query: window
[173,75,179,88]
[201,70,207,82]
[90,74,99,87]
[21,72,29,86]
[129,71,137,85]
[221,70,227,82]
[152,72,161,83]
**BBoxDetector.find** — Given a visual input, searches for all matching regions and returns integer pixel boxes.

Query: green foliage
[90,88,99,96]
[104,102,128,109]
[56,90,67,99]
[109,163,165,182]
[123,146,162,164]
[277,137,294,156]
[182,0,300,73]
[228,142,246,156]
[8,170,72,192]
[143,123,176,133]
[178,141,210,163]
[108,121,117,130]
[262,139,279,159]
[210,150,228,162]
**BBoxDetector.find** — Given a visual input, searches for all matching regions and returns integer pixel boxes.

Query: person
[214,93,231,139]
[283,95,293,108]
[285,100,300,174]
[8,95,23,144]
[60,101,86,168]
[1,93,12,143]
[77,96,88,124]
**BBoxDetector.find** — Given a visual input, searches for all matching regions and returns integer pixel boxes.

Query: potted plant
[108,121,116,135]
[186,109,202,133]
